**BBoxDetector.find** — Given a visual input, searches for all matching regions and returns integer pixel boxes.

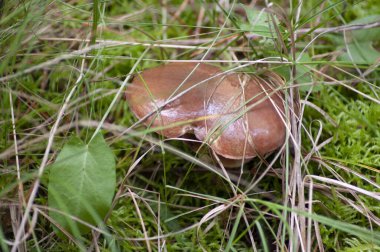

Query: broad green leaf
[239,5,279,38]
[336,15,380,64]
[338,42,380,65]
[274,53,318,92]
[48,133,116,235]
[348,15,380,42]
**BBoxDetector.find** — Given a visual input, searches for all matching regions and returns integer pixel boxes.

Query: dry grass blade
[1,1,379,250]
[307,175,380,201]
[10,57,87,252]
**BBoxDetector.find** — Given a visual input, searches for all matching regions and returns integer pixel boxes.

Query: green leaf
[48,133,116,236]
[335,15,380,64]
[348,15,380,42]
[273,53,318,92]
[338,41,380,65]
[239,5,279,38]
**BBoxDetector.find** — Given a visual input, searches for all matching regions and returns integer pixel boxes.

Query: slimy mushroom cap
[126,62,285,161]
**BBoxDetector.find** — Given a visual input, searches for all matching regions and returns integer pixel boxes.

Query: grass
[1,0,380,251]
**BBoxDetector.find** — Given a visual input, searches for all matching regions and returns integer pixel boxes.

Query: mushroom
[126,62,286,167]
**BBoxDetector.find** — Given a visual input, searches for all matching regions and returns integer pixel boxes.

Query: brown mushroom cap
[126,62,285,161]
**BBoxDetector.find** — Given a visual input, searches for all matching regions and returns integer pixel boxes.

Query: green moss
[1,0,379,251]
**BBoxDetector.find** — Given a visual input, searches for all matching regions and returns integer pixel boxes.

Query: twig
[9,88,26,251]
[296,21,380,34]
